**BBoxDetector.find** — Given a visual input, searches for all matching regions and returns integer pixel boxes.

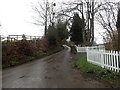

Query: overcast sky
[0,0,116,44]
[0,0,45,36]
[0,0,69,36]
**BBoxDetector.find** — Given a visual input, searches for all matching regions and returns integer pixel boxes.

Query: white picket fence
[0,35,42,42]
[87,48,120,72]
[76,46,87,53]
[76,45,105,53]
[76,46,120,72]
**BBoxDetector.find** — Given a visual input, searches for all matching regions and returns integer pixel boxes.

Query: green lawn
[76,57,120,88]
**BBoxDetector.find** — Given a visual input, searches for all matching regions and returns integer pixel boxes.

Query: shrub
[2,40,36,68]
[16,40,36,56]
[36,38,49,52]
[70,45,77,54]
[2,37,63,68]
[46,25,58,46]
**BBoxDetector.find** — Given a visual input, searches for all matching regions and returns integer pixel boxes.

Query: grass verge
[76,57,120,88]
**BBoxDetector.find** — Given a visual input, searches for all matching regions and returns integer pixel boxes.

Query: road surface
[2,47,111,88]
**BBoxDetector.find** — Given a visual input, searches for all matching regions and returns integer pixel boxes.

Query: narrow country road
[2,47,111,88]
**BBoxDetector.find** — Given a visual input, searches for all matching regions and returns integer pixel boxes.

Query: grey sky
[0,0,44,36]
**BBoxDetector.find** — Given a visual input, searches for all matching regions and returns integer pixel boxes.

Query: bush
[46,25,58,46]
[2,39,47,68]
[70,45,77,54]
[16,40,36,56]
[67,41,75,47]
[36,38,49,52]
[2,38,63,68]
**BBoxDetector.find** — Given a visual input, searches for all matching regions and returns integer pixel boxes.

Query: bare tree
[96,2,119,50]
[32,0,56,36]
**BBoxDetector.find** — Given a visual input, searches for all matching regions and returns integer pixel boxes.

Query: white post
[101,50,104,68]
[87,47,89,62]
[116,51,120,72]
[108,50,110,70]
[118,51,120,72]
[114,51,117,72]
[111,50,114,71]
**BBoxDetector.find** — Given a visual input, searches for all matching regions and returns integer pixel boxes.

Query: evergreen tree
[70,13,83,46]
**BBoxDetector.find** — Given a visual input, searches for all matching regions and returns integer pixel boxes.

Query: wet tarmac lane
[2,47,111,88]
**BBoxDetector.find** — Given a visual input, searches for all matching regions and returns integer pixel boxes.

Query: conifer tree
[70,13,83,46]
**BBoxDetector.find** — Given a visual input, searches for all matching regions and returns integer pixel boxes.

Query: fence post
[111,50,114,71]
[118,51,120,72]
[117,51,120,72]
[86,47,89,62]
[101,50,104,68]
[22,34,26,40]
[17,35,18,40]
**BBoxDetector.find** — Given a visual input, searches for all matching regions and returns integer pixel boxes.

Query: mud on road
[2,47,112,88]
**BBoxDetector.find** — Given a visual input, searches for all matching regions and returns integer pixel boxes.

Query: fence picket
[84,46,120,72]
[76,46,120,72]
[109,50,111,70]
[113,51,116,71]
[111,51,114,71]
[116,51,119,72]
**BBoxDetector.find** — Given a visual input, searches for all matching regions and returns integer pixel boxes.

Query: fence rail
[76,45,105,53]
[87,47,120,72]
[76,46,87,53]
[0,35,42,42]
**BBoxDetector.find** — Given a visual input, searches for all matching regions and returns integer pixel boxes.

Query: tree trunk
[118,28,120,50]
[116,7,120,51]
[44,1,48,36]
[90,1,94,46]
